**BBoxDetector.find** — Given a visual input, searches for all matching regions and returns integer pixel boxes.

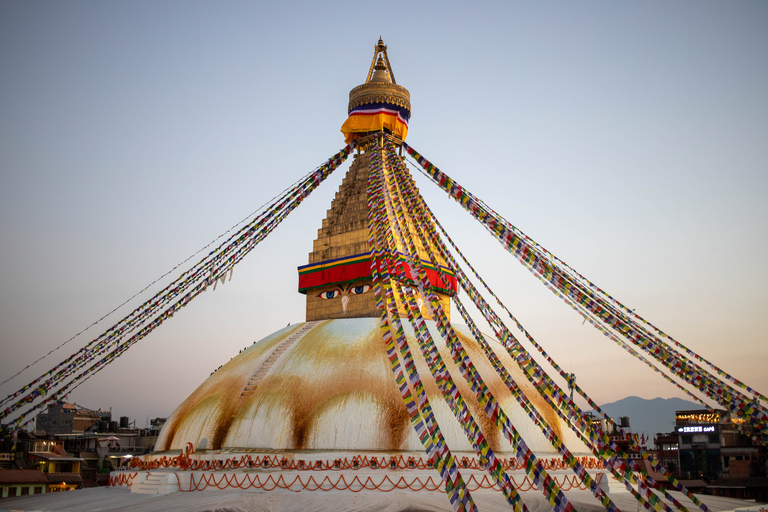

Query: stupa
[113,39,609,506]
[152,39,587,457]
[5,38,762,512]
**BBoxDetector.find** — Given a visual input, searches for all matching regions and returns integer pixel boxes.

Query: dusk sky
[1,1,766,430]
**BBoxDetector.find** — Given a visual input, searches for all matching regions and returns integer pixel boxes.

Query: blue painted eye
[317,290,341,299]
[350,284,371,295]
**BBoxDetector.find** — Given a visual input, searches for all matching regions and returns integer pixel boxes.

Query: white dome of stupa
[156,318,589,456]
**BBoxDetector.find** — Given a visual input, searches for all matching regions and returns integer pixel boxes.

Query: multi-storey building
[651,432,680,478]
[674,409,725,480]
[35,402,111,435]
[708,415,767,501]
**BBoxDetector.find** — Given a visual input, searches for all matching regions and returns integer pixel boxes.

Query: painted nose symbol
[341,295,349,313]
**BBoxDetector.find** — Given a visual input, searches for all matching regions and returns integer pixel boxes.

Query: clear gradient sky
[1,1,766,429]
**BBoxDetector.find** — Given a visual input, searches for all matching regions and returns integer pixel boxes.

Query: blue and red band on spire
[340,102,410,144]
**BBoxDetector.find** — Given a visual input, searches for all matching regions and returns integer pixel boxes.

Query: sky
[1,1,766,430]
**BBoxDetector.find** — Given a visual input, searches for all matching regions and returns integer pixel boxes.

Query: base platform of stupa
[111,449,622,496]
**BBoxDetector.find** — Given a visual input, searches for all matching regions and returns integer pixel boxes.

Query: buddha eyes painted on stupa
[314,282,374,315]
[351,284,371,295]
[318,289,342,300]
[316,283,372,300]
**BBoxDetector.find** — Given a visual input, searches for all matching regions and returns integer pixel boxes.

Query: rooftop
[0,469,49,484]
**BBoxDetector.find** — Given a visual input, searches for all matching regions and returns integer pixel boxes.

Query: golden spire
[341,38,411,145]
[347,38,410,117]
[365,37,396,84]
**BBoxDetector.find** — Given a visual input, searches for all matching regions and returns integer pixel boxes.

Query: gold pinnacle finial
[347,38,410,120]
[370,56,389,83]
[366,37,395,85]
[341,39,411,145]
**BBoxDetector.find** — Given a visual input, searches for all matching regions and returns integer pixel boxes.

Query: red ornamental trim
[170,471,598,493]
[297,253,457,295]
[112,449,606,494]
[125,452,604,473]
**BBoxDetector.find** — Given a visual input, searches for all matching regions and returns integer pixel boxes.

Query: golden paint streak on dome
[157,319,587,455]
[158,325,304,450]
[227,321,410,450]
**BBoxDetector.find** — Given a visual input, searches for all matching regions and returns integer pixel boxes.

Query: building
[1,407,157,492]
[56,430,143,476]
[0,469,48,498]
[708,414,768,501]
[585,412,645,462]
[666,407,768,501]
[651,432,679,478]
[0,435,85,495]
[23,438,83,492]
[35,402,111,436]
[138,417,166,453]
[674,409,725,480]
[719,417,766,480]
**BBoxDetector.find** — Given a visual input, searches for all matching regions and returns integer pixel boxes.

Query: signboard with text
[676,425,717,433]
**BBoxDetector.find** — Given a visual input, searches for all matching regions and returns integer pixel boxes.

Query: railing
[106,446,146,454]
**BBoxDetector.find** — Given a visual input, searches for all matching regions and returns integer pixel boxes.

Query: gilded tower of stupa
[299,38,455,321]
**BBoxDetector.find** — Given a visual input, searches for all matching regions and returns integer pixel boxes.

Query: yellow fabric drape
[341,111,408,144]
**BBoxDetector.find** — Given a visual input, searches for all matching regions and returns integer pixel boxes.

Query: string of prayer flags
[402,141,766,435]
[1,145,352,428]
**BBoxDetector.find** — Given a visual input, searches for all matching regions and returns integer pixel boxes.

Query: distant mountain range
[596,396,700,442]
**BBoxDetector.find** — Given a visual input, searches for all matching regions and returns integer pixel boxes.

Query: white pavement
[0,487,763,512]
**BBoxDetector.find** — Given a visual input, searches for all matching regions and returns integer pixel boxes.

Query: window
[33,441,55,453]
[709,434,720,443]
[21,486,29,495]
[8,487,17,497]
[681,435,693,444]
[34,486,43,494]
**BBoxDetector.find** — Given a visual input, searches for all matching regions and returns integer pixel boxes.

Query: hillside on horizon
[596,396,700,442]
